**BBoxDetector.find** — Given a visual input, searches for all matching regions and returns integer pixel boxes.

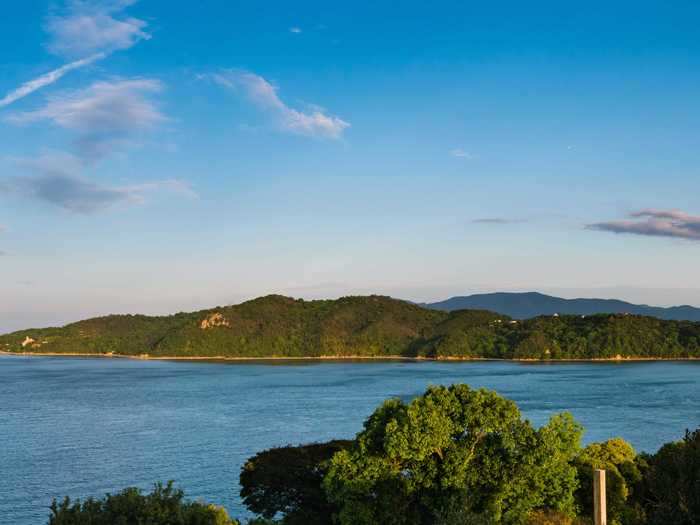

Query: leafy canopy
[574,438,643,525]
[240,440,351,525]
[636,428,700,525]
[323,384,583,525]
[48,481,238,525]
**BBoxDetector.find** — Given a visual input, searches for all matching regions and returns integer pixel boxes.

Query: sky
[1,0,700,331]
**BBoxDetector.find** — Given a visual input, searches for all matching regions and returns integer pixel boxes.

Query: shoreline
[1,350,699,363]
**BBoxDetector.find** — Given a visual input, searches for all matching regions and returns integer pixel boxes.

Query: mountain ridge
[424,291,700,321]
[2,294,700,360]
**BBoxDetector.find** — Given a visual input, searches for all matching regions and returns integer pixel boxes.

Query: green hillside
[2,294,700,359]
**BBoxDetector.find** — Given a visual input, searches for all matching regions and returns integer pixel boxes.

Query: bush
[49,481,238,525]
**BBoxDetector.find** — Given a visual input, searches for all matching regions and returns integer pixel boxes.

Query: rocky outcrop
[200,313,230,330]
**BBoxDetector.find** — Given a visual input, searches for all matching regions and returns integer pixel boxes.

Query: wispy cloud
[3,150,193,213]
[587,209,700,241]
[8,173,142,213]
[7,79,166,160]
[211,70,350,139]
[472,217,523,225]
[451,149,474,159]
[0,53,105,108]
[289,27,302,34]
[46,0,150,59]
[0,1,149,109]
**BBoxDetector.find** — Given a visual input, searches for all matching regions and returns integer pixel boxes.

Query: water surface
[1,356,698,524]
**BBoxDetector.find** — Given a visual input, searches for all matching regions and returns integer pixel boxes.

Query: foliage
[573,438,643,525]
[44,385,700,525]
[525,510,582,524]
[632,428,700,525]
[48,481,238,525]
[323,384,583,525]
[4,295,700,359]
[240,440,351,525]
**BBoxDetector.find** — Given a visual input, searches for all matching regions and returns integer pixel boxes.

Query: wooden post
[593,468,607,525]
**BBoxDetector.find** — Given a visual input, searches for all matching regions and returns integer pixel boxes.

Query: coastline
[1,350,699,363]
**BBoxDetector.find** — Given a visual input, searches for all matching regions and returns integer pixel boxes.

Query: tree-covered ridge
[2,294,700,359]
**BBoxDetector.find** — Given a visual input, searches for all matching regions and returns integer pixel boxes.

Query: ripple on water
[1,356,699,525]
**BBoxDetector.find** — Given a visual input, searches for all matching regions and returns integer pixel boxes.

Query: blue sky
[2,0,700,331]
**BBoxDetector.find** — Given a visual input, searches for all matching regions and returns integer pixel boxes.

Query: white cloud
[46,0,150,59]
[588,209,700,241]
[472,218,523,225]
[0,1,149,109]
[0,53,105,108]
[3,150,193,213]
[289,27,302,34]
[211,70,350,139]
[450,149,474,159]
[8,79,164,132]
[7,79,166,160]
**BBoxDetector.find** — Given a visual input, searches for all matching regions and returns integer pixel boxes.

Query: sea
[1,355,698,524]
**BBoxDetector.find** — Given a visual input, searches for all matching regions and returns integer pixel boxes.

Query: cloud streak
[211,70,349,139]
[588,209,700,241]
[451,149,474,159]
[0,1,149,108]
[0,53,105,108]
[472,218,524,225]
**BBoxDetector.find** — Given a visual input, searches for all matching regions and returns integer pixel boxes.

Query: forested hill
[2,294,700,359]
[425,291,700,321]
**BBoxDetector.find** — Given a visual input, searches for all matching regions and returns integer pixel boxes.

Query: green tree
[635,428,700,525]
[240,440,351,525]
[48,481,238,525]
[323,384,583,525]
[573,438,643,525]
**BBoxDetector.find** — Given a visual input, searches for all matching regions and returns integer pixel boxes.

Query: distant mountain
[425,292,700,321]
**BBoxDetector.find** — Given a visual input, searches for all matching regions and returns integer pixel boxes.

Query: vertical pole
[594,469,607,525]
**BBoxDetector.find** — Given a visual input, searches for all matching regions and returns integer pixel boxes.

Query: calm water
[1,356,699,524]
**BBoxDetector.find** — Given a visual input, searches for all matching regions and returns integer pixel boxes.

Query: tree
[240,440,351,525]
[636,428,700,525]
[573,438,643,525]
[323,384,583,525]
[48,481,238,525]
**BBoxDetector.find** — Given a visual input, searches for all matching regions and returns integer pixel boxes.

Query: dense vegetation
[240,440,352,525]
[48,482,237,525]
[49,386,700,525]
[323,385,583,524]
[3,295,700,359]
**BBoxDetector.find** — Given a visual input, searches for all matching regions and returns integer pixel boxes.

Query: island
[2,295,700,360]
